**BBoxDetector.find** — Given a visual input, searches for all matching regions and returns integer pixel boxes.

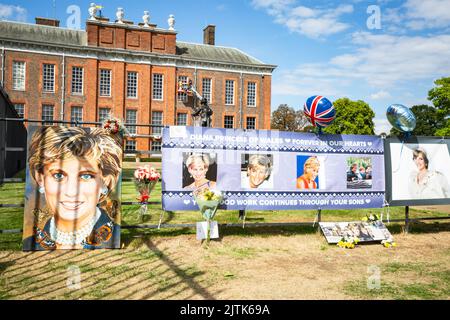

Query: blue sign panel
[162,126,385,211]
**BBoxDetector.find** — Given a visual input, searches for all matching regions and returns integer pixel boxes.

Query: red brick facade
[0,19,275,152]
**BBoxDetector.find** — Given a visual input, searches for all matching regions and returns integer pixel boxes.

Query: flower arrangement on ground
[362,213,379,223]
[363,213,397,248]
[337,235,360,249]
[134,165,160,221]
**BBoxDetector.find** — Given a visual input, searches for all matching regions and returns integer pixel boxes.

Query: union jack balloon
[303,95,336,128]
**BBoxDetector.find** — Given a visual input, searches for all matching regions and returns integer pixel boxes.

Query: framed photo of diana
[384,136,450,206]
[22,126,123,251]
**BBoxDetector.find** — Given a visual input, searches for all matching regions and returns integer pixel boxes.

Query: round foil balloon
[303,95,336,128]
[386,104,416,132]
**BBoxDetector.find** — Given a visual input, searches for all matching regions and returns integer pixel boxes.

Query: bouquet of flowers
[134,165,160,220]
[362,213,397,248]
[193,188,223,244]
[362,213,379,223]
[103,118,123,134]
[337,235,360,249]
[193,188,223,220]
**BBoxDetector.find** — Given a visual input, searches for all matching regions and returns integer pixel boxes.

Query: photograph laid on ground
[319,221,393,244]
[346,157,373,189]
[182,152,217,191]
[22,126,123,251]
[386,137,450,205]
[241,154,273,189]
[296,155,324,189]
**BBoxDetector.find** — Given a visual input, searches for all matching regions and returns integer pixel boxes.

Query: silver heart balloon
[386,104,416,132]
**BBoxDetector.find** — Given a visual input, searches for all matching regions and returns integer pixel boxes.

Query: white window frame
[71,66,84,95]
[127,71,138,99]
[224,115,234,129]
[225,80,235,105]
[151,111,163,135]
[71,106,83,123]
[125,140,137,152]
[202,78,212,104]
[152,73,164,101]
[176,113,187,126]
[13,103,25,118]
[43,63,55,93]
[126,109,138,135]
[42,104,54,124]
[99,107,111,122]
[247,82,257,107]
[12,61,26,91]
[177,75,188,102]
[246,116,256,130]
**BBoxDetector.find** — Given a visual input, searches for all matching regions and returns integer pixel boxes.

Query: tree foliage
[271,104,309,132]
[428,77,450,115]
[322,98,375,135]
[428,77,450,136]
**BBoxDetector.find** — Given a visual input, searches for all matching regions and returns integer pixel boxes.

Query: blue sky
[1,0,450,133]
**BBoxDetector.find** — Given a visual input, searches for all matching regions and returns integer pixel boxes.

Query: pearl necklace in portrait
[49,207,102,246]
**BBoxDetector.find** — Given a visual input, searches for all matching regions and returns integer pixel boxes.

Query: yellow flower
[392,242,397,247]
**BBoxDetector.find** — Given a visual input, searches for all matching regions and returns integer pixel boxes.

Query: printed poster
[22,126,122,251]
[162,126,385,211]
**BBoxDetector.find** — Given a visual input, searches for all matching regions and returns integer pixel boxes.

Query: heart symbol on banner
[183,200,191,205]
[365,199,371,203]
[367,142,372,146]
[285,139,291,143]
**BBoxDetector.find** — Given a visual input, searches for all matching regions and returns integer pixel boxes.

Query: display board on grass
[384,136,450,206]
[22,126,122,251]
[162,126,385,211]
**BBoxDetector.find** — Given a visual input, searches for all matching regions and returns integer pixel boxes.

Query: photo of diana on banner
[385,136,450,206]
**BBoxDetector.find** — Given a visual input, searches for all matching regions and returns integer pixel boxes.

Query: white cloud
[251,1,353,39]
[370,90,392,100]
[405,0,450,29]
[373,118,392,135]
[0,4,27,22]
[273,32,450,106]
[383,0,450,31]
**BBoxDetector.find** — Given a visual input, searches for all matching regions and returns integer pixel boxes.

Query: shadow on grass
[121,221,450,247]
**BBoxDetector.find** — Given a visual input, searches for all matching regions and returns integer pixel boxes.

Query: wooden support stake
[405,206,410,234]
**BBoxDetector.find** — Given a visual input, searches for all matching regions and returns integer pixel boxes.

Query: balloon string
[392,132,410,173]
[392,140,404,173]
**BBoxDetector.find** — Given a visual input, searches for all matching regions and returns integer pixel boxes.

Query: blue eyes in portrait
[80,173,94,181]
[52,172,64,181]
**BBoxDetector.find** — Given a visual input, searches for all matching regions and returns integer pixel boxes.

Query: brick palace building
[0,7,276,153]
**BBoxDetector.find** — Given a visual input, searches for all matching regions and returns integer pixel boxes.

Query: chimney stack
[203,25,215,45]
[35,17,60,27]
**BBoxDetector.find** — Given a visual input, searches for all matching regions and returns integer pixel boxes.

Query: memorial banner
[385,136,450,206]
[22,126,122,251]
[162,126,385,211]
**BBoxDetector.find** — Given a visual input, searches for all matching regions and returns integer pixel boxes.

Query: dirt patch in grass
[0,227,449,300]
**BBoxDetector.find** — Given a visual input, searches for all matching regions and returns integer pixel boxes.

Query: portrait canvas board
[319,221,393,244]
[385,136,450,206]
[162,126,386,211]
[22,126,123,251]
